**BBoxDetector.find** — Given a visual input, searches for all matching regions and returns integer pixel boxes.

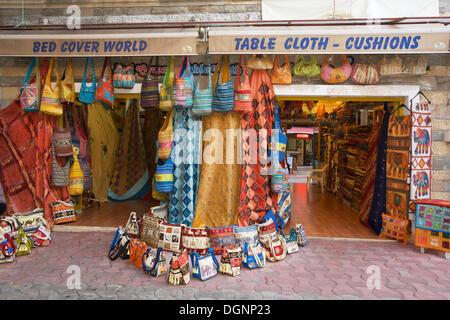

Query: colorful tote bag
[174,56,195,108]
[113,64,135,89]
[168,249,190,285]
[159,56,175,111]
[14,209,44,234]
[220,246,242,277]
[192,53,212,116]
[124,212,140,238]
[233,225,259,248]
[129,239,148,269]
[181,225,210,255]
[155,148,174,193]
[142,247,168,277]
[28,217,52,247]
[61,58,76,103]
[258,217,278,249]
[158,221,182,253]
[293,56,321,77]
[212,55,234,113]
[95,57,114,105]
[69,147,84,196]
[141,215,162,248]
[19,57,40,112]
[191,248,220,281]
[234,55,253,114]
[205,225,237,255]
[266,234,287,262]
[242,242,266,269]
[40,57,63,116]
[402,56,428,75]
[79,57,97,105]
[141,56,159,109]
[0,233,15,264]
[53,112,73,157]
[351,62,380,85]
[157,111,173,160]
[270,54,292,85]
[50,200,76,224]
[51,142,70,187]
[320,55,352,84]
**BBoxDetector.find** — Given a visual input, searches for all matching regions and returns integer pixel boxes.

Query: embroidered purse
[53,112,73,157]
[206,224,237,255]
[293,56,321,77]
[174,56,195,108]
[212,55,234,113]
[191,248,220,281]
[281,229,299,254]
[124,212,139,238]
[28,217,52,247]
[69,147,84,196]
[159,56,175,111]
[40,57,63,116]
[141,215,162,248]
[242,242,266,269]
[320,55,352,84]
[15,228,33,256]
[295,223,308,247]
[168,249,190,285]
[95,57,114,105]
[0,233,15,264]
[140,56,159,109]
[270,54,292,85]
[192,52,212,116]
[157,111,173,160]
[181,224,210,255]
[14,208,44,234]
[19,57,40,112]
[258,218,278,249]
[129,238,148,269]
[262,210,279,233]
[351,62,380,85]
[233,55,253,113]
[158,221,182,253]
[50,200,76,224]
[266,234,287,262]
[61,58,75,103]
[142,247,168,277]
[0,215,20,240]
[113,63,135,89]
[79,57,97,104]
[220,246,242,277]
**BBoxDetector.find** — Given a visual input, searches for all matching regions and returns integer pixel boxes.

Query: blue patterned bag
[192,52,212,116]
[191,248,220,281]
[212,55,234,113]
[276,189,292,229]
[79,57,96,104]
[155,149,174,193]
[242,242,266,269]
[174,56,195,108]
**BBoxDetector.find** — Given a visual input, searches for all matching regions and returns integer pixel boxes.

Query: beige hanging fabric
[87,102,120,202]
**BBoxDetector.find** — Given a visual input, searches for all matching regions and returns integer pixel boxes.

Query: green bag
[15,228,33,256]
[293,56,320,77]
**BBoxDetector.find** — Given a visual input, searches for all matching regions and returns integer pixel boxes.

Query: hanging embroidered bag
[212,55,234,113]
[95,57,114,105]
[174,56,195,108]
[142,247,168,277]
[248,54,273,70]
[50,200,76,224]
[270,54,292,85]
[402,56,428,75]
[28,217,52,247]
[192,52,212,116]
[51,143,70,187]
[61,58,75,103]
[233,55,253,113]
[157,111,173,160]
[155,149,174,193]
[0,233,15,264]
[320,55,352,84]
[220,246,242,277]
[113,63,135,89]
[53,112,73,157]
[351,61,380,85]
[159,56,175,111]
[181,225,210,255]
[242,242,266,269]
[19,57,40,112]
[69,147,84,196]
[141,56,159,109]
[79,57,97,104]
[293,56,321,77]
[40,57,63,116]
[276,189,292,229]
[191,248,220,281]
[378,55,403,75]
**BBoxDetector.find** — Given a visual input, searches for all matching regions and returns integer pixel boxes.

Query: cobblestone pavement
[1,231,449,300]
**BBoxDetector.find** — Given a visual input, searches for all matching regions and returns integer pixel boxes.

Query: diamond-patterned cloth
[238,70,277,227]
[168,107,202,227]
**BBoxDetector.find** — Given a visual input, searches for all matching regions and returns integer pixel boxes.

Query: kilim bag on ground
[61,58,75,103]
[191,248,220,281]
[233,225,259,248]
[281,229,299,254]
[0,233,15,264]
[0,216,20,240]
[142,247,168,277]
[270,54,292,85]
[129,238,148,269]
[69,146,84,196]
[168,249,190,285]
[242,242,266,269]
[220,246,242,277]
[141,215,161,248]
[266,234,287,262]
[95,57,114,105]
[320,55,352,84]
[233,55,253,113]
[40,57,63,116]
[262,210,279,233]
[380,213,409,245]
[258,218,278,249]
[14,208,44,234]
[174,55,195,108]
[19,57,40,112]
[53,112,73,157]
[28,217,52,247]
[15,228,33,256]
[158,222,182,253]
[293,56,320,77]
[79,57,97,105]
[141,56,159,109]
[206,224,237,255]
[159,56,175,111]
[192,52,212,116]
[351,62,380,85]
[212,55,234,113]
[157,111,173,160]
[108,232,131,260]
[113,63,135,89]
[149,202,168,221]
[110,226,125,251]
[181,225,210,255]
[295,223,308,247]
[51,143,70,187]
[124,212,139,238]
[50,200,76,224]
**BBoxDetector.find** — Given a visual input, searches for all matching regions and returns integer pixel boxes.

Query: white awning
[0,28,199,56]
[208,24,449,54]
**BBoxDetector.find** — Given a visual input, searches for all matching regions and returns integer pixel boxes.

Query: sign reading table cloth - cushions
[158,222,182,253]
[206,225,237,255]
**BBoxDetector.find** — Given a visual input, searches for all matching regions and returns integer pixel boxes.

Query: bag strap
[273,55,280,69]
[210,248,220,272]
[176,56,186,79]
[100,57,109,80]
[190,251,199,267]
[283,54,290,68]
[248,243,264,267]
[162,56,173,86]
[274,100,281,130]
[22,57,37,86]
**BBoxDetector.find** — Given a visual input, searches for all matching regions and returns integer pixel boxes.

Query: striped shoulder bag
[141,56,159,109]
[157,111,173,160]
[192,51,212,116]
[212,55,234,113]
[155,149,174,193]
